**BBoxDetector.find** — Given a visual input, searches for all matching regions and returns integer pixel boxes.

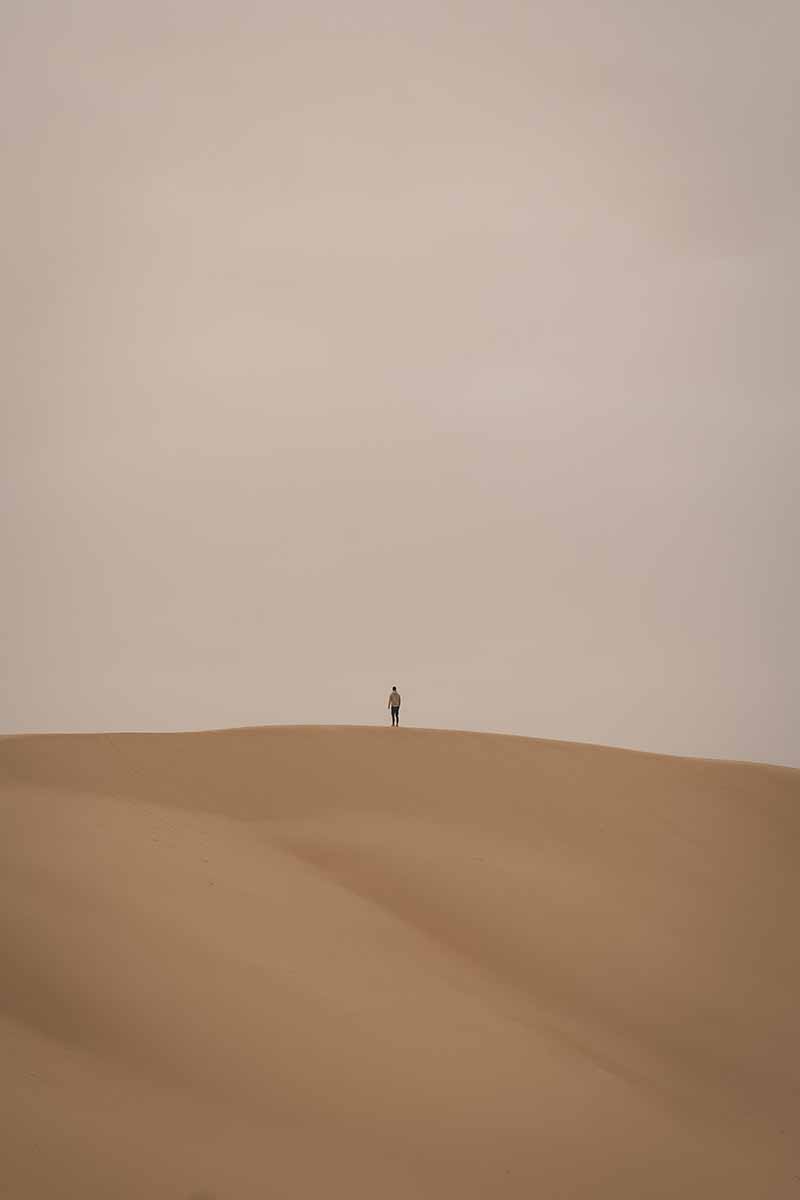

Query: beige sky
[2,1,798,764]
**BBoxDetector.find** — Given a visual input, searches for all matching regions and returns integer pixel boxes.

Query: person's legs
[391,706,399,726]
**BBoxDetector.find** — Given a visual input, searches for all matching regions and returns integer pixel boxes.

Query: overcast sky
[2,1,798,765]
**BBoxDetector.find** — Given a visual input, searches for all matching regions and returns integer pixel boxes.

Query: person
[388,686,401,727]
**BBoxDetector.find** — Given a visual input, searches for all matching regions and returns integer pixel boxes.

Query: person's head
[392,685,397,690]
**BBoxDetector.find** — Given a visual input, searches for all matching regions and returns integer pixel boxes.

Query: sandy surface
[1,725,798,1198]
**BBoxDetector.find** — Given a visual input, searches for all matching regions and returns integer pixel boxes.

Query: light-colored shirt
[388,691,401,707]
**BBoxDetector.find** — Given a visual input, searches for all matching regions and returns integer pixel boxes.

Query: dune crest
[2,726,798,1198]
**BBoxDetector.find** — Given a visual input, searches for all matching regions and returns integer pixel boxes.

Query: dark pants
[391,706,400,726]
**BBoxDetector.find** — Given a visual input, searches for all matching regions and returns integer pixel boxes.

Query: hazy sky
[3,1,798,765]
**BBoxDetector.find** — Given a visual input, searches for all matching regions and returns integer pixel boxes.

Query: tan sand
[1,725,798,1198]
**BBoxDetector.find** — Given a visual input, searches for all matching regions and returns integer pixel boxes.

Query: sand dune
[1,725,798,1198]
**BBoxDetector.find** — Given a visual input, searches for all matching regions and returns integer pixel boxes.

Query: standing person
[388,686,401,727]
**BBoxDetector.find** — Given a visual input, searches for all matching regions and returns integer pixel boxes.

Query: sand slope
[1,726,798,1199]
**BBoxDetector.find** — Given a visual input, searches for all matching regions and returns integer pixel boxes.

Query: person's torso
[389,692,401,706]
